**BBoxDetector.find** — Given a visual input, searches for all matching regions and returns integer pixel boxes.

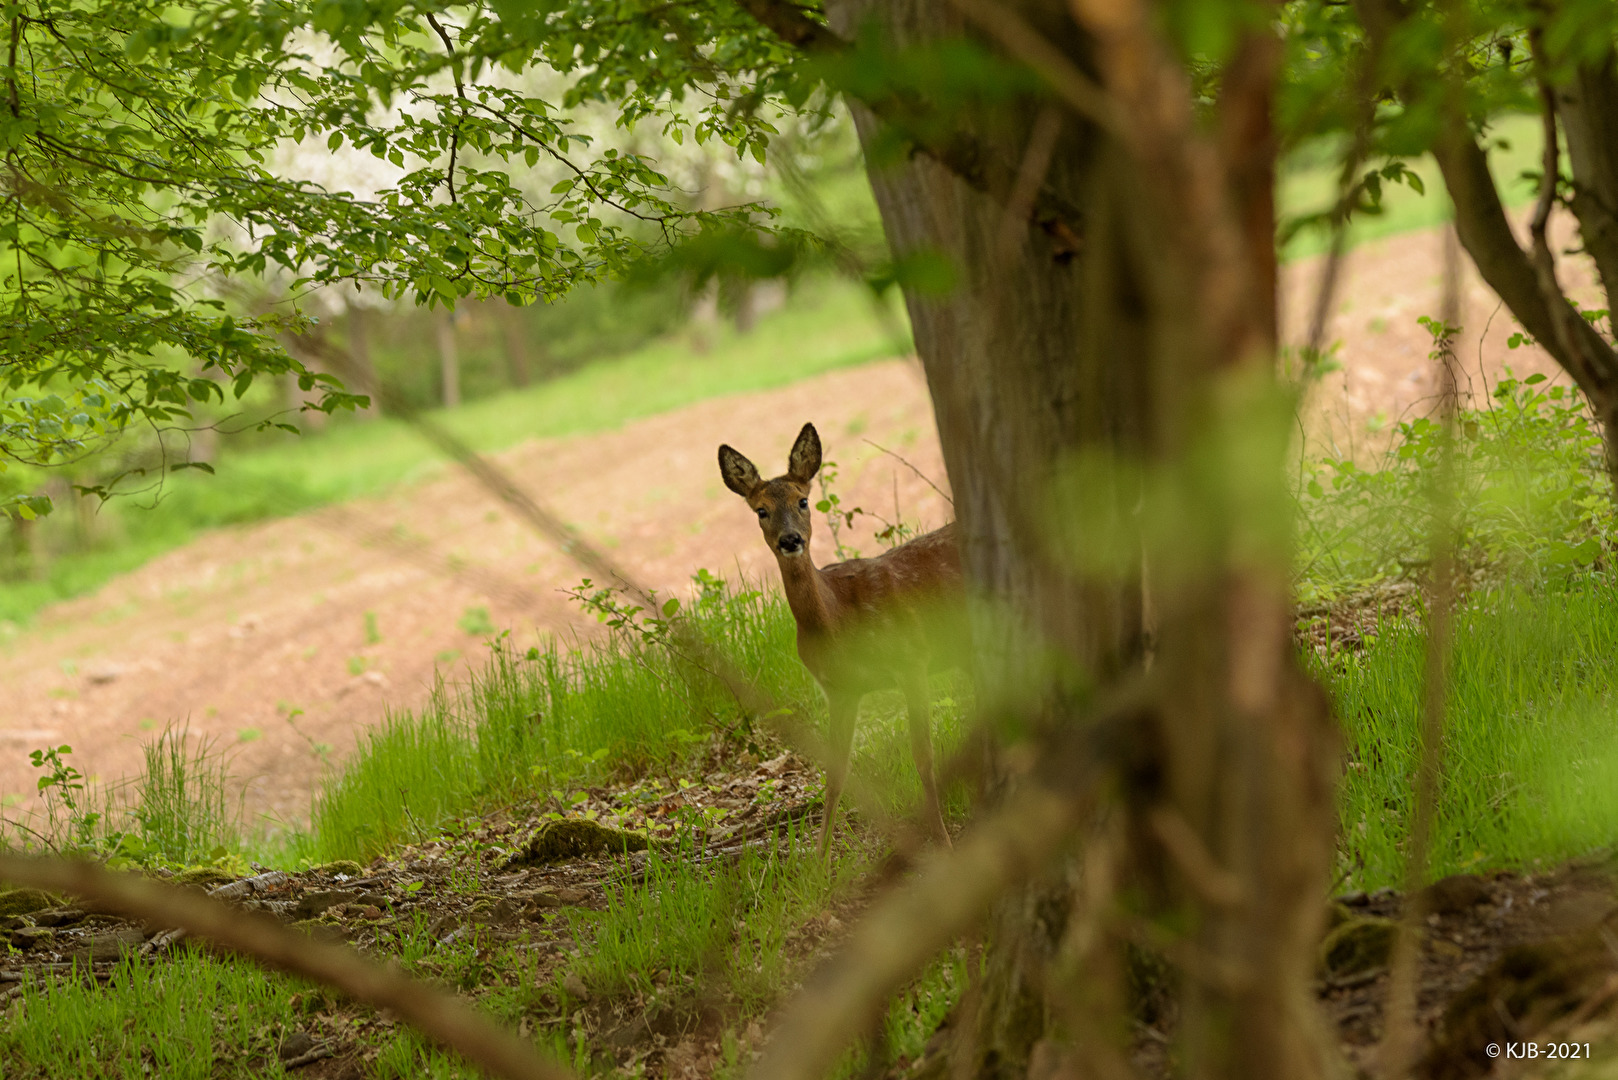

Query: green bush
[1299,368,1613,605]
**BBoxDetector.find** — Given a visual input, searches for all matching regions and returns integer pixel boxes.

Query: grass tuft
[1331,577,1618,889]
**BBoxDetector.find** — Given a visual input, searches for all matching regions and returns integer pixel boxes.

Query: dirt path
[1283,209,1593,459]
[0,214,1592,830]
[0,360,953,828]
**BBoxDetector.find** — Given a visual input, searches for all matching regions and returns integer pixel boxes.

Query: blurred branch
[1379,228,1462,1075]
[0,854,570,1080]
[945,0,1119,135]
[748,783,1088,1080]
[734,0,1086,255]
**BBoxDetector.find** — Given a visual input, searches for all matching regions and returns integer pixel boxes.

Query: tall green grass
[303,575,821,862]
[0,948,308,1079]
[303,571,973,864]
[1,726,244,869]
[1331,577,1618,889]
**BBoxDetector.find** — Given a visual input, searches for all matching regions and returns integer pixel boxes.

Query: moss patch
[503,819,650,868]
[170,866,238,889]
[0,889,57,917]
[310,860,366,879]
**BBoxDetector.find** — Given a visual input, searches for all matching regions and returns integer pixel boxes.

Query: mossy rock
[504,819,650,868]
[1319,915,1398,978]
[1325,900,1356,931]
[170,866,239,889]
[0,888,58,917]
[311,860,365,879]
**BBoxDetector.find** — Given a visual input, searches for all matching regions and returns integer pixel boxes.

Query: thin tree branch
[425,12,465,205]
[0,854,572,1080]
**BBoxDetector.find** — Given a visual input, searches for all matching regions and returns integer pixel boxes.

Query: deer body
[719,423,961,853]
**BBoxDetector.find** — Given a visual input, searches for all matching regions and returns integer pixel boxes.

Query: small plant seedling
[364,610,382,644]
[30,744,100,848]
[458,606,496,635]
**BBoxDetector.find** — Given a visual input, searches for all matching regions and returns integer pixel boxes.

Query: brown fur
[717,423,962,851]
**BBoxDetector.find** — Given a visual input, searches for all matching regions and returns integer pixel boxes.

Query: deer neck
[775,549,835,636]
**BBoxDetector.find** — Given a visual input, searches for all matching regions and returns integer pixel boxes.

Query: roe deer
[718,422,962,853]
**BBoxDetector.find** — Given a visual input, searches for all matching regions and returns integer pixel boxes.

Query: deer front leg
[818,689,859,858]
[901,669,951,848]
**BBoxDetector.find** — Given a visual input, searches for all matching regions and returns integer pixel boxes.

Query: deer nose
[778,532,804,554]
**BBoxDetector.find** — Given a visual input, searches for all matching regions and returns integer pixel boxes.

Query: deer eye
[798,498,808,509]
[756,508,768,520]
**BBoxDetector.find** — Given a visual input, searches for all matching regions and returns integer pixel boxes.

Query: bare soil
[0,212,1597,830]
[0,359,952,827]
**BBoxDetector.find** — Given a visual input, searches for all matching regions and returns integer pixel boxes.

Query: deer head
[718,422,822,558]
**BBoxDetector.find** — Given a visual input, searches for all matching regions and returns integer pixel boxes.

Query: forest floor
[3,748,1618,1080]
[0,212,1591,830]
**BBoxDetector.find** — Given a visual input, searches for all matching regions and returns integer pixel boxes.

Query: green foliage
[26,743,97,848]
[0,0,830,498]
[1298,368,1614,605]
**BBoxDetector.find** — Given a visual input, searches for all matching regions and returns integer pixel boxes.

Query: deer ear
[718,444,762,497]
[787,423,821,483]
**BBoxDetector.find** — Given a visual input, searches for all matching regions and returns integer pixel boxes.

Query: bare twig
[860,439,953,507]
[0,855,571,1080]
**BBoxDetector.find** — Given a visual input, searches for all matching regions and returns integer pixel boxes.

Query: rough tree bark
[824,2,1148,1073]
[820,2,1339,1077]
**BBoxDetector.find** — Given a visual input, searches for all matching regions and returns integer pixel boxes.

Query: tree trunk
[1555,49,1618,336]
[825,3,1149,1075]
[346,301,382,417]
[436,309,461,409]
[827,3,1338,1078]
[498,302,533,388]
